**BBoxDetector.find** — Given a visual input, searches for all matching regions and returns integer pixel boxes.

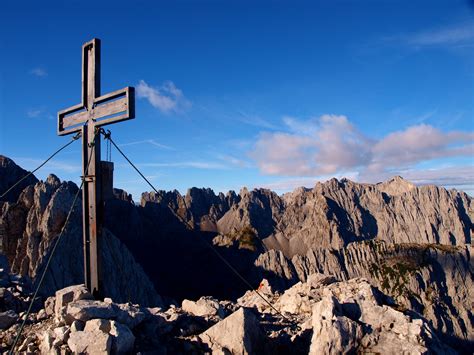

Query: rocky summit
[0,154,473,354]
[0,276,456,354]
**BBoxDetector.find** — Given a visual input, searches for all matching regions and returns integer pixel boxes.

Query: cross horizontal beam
[57,86,135,136]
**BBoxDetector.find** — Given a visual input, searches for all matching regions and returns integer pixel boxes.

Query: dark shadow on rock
[454,195,473,244]
[263,328,312,355]
[341,301,362,321]
[105,198,263,301]
[324,196,378,245]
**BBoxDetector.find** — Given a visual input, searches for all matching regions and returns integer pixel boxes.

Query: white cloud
[368,124,473,172]
[136,80,191,114]
[250,115,474,183]
[251,115,373,176]
[30,68,47,77]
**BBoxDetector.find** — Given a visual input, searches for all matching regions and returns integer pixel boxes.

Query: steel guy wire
[0,132,81,200]
[8,132,96,355]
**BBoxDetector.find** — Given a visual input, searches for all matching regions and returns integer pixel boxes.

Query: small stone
[147,307,162,315]
[39,331,55,353]
[53,326,70,344]
[36,309,47,321]
[27,343,37,352]
[18,335,35,352]
[44,296,55,317]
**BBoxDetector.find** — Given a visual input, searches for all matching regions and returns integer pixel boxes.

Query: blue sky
[1,0,473,199]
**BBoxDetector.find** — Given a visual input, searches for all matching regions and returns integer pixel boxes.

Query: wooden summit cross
[57,38,135,297]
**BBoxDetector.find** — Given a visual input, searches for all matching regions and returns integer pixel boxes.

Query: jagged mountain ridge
[140,174,472,253]
[0,155,473,351]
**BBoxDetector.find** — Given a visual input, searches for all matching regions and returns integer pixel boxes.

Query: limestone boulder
[182,296,224,318]
[115,302,148,329]
[199,307,262,354]
[84,318,135,353]
[67,329,112,354]
[55,284,93,320]
[66,300,117,324]
[109,320,135,353]
[309,296,363,354]
[274,281,314,316]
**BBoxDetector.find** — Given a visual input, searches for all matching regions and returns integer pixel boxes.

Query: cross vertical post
[57,38,135,298]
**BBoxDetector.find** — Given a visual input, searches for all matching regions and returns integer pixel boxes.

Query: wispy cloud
[252,165,474,195]
[30,67,48,77]
[27,109,43,118]
[115,175,161,185]
[217,154,251,168]
[119,139,174,150]
[136,80,191,114]
[387,166,474,188]
[250,114,474,183]
[12,157,81,174]
[384,23,474,49]
[26,108,54,120]
[410,109,438,125]
[237,110,278,129]
[407,23,474,47]
[139,161,229,170]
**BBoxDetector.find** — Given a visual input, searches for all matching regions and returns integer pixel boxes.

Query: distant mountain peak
[376,175,416,196]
